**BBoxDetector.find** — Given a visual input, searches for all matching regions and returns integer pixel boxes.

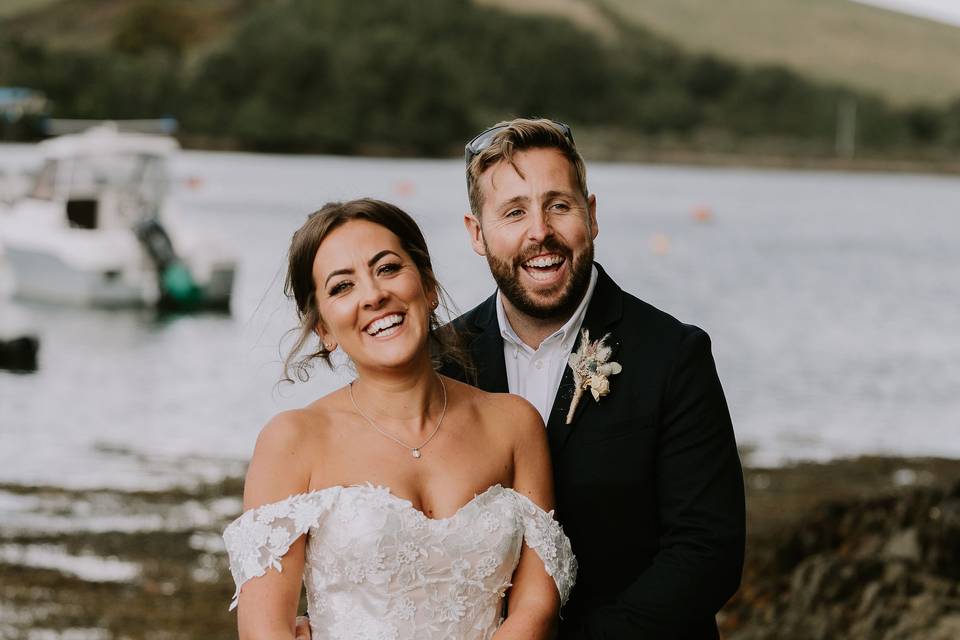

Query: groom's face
[466,147,597,321]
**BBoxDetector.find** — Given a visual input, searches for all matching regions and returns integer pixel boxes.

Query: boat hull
[4,244,153,307]
[2,229,236,310]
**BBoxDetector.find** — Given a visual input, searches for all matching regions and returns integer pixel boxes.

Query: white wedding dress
[223,483,576,640]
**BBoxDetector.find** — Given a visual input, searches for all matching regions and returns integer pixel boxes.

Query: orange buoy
[394,180,416,197]
[649,233,671,256]
[692,206,713,223]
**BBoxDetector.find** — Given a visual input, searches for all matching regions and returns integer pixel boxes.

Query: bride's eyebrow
[323,249,402,287]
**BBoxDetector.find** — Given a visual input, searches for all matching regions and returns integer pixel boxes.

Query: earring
[323,342,336,351]
[431,300,439,309]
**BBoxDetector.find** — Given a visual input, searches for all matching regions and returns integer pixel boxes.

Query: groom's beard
[485,236,594,322]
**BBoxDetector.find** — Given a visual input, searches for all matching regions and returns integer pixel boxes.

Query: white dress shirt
[495,266,599,424]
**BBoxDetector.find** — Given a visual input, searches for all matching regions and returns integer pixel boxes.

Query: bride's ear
[426,284,440,311]
[314,321,337,352]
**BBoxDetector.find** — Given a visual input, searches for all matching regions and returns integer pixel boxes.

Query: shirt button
[534,360,543,369]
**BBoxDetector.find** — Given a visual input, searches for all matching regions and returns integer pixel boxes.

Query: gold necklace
[348,377,447,459]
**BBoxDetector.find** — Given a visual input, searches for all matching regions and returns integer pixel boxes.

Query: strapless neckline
[223,479,578,635]
[291,482,509,524]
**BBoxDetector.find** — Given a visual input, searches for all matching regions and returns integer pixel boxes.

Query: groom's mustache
[512,238,573,269]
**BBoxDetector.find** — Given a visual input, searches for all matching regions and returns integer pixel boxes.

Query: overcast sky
[853,0,960,26]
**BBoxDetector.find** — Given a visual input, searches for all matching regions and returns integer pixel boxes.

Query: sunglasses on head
[464,120,575,165]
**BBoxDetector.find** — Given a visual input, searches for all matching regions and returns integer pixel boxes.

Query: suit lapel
[546,264,624,455]
[469,293,509,394]
[546,350,579,452]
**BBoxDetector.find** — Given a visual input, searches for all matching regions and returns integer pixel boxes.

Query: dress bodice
[223,483,577,640]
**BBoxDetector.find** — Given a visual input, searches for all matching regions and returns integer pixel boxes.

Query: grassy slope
[2,0,136,50]
[482,0,960,106]
[0,0,242,56]
[475,0,621,41]
[0,0,60,19]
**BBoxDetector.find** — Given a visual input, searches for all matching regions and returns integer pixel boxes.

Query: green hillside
[480,0,960,106]
[7,0,960,106]
[2,0,958,162]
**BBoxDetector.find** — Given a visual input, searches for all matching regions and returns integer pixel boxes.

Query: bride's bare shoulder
[244,390,346,508]
[445,376,543,435]
[258,390,344,446]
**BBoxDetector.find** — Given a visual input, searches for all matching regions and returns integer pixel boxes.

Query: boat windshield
[65,153,169,201]
[31,153,169,207]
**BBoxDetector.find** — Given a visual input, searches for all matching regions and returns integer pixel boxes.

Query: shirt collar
[496,264,599,352]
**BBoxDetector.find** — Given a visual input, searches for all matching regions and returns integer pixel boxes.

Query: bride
[223,198,576,639]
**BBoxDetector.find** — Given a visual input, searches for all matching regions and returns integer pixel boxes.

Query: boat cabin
[26,124,178,231]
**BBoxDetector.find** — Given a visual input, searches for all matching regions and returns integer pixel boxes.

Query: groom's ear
[464,213,486,257]
[588,194,598,240]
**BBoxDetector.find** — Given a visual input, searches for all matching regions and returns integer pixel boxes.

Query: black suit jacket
[442,264,745,639]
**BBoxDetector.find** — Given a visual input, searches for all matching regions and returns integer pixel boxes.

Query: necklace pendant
[349,378,446,462]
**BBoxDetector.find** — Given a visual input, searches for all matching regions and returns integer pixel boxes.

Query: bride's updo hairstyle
[283,198,471,383]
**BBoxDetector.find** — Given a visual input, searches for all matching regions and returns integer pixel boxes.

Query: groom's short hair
[466,118,589,217]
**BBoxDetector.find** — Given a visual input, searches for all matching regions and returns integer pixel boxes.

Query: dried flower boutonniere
[566,329,622,424]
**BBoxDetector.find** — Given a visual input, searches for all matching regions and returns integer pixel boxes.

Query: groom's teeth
[524,255,563,268]
[527,269,557,282]
[366,314,404,335]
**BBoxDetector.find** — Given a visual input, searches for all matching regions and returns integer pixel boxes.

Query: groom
[448,118,745,639]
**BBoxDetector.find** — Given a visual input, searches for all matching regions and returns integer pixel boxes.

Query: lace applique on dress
[222,488,340,610]
[511,491,578,606]
[222,484,577,639]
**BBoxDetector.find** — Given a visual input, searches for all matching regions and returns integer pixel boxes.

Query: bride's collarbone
[309,412,516,518]
[308,471,512,521]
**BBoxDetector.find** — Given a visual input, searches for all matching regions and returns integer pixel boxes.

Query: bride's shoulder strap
[511,491,578,606]
[222,488,340,611]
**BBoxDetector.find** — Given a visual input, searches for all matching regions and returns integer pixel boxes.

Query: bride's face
[312,219,436,372]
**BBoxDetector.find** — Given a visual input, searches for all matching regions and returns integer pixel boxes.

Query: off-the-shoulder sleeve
[512,492,578,606]
[222,489,338,611]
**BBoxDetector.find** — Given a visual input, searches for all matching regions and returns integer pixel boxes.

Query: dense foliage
[1,0,958,157]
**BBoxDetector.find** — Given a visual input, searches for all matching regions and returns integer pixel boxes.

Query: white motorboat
[0,123,235,310]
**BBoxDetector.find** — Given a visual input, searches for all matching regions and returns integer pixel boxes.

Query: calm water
[1,145,958,490]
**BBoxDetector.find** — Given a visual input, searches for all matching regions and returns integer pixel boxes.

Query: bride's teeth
[366,314,404,335]
[377,324,401,337]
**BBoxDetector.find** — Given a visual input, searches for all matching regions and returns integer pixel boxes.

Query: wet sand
[0,478,243,639]
[2,457,959,639]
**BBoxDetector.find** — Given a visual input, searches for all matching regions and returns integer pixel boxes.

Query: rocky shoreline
[724,457,960,639]
[1,456,959,639]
